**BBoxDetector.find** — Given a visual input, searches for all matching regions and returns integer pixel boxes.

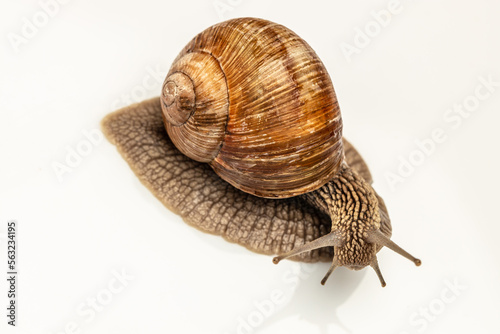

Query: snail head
[273,166,421,287]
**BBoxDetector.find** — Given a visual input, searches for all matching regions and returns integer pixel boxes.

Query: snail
[101,17,420,287]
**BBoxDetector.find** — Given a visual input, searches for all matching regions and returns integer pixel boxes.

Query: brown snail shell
[161,18,343,198]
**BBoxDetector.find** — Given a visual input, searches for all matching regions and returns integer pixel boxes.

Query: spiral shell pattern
[161,17,343,198]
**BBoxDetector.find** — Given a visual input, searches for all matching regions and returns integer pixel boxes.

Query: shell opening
[161,72,195,126]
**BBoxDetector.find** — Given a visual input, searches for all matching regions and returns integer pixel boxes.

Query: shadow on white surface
[259,265,365,334]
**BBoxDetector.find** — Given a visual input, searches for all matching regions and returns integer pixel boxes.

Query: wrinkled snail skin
[102,17,421,287]
[281,164,421,286]
[101,98,382,263]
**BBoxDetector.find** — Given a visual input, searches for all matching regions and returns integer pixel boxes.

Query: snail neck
[305,164,379,228]
[304,164,380,268]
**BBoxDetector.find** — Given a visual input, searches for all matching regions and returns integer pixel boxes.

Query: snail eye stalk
[365,230,421,266]
[272,230,343,265]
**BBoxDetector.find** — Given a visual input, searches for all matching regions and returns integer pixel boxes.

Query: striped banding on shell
[161,17,343,198]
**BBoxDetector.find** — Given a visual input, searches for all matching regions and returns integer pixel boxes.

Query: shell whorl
[162,18,344,198]
[161,52,229,163]
[161,72,195,126]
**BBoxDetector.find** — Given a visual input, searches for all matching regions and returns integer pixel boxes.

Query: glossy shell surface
[161,18,343,198]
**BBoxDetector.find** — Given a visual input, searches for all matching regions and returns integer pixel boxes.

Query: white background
[1,0,500,333]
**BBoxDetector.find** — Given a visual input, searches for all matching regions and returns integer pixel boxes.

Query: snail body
[102,17,420,287]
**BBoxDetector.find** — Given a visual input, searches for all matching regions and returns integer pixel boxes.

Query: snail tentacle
[370,256,386,287]
[365,229,421,266]
[272,230,343,264]
[321,258,339,285]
